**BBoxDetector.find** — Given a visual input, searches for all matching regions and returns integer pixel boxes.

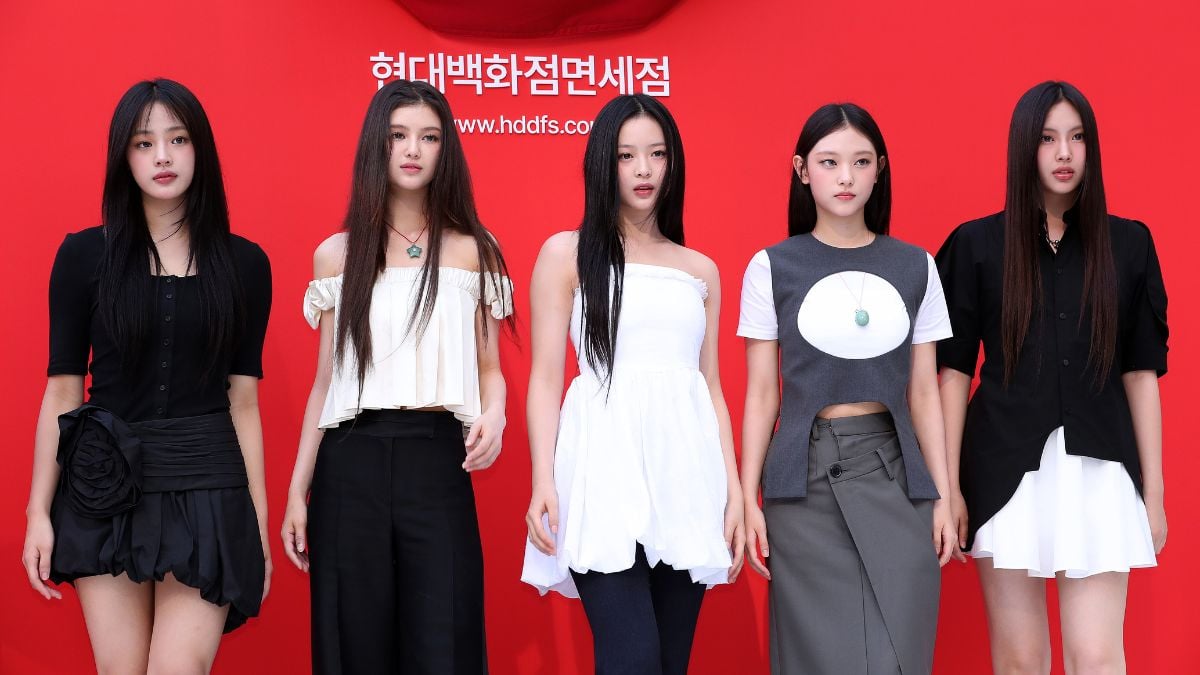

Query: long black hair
[335,80,513,387]
[577,94,685,384]
[98,79,243,379]
[787,103,891,236]
[1001,81,1116,386]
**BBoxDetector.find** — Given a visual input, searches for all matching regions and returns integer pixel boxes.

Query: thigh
[76,573,154,675]
[146,573,227,675]
[976,559,1051,673]
[572,548,662,675]
[1057,572,1128,672]
[648,565,705,675]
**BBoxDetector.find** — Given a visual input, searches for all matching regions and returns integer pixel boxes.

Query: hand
[931,499,959,567]
[1145,497,1167,554]
[281,492,310,573]
[724,489,746,583]
[948,488,969,563]
[464,408,505,472]
[744,499,771,581]
[22,512,62,600]
[525,482,559,556]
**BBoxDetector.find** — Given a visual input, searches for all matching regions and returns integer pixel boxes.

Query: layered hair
[335,80,512,387]
[577,94,685,384]
[1001,81,1116,385]
[787,103,891,237]
[99,79,243,379]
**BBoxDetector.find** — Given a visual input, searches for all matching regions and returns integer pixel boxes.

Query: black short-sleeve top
[47,226,272,423]
[935,210,1168,548]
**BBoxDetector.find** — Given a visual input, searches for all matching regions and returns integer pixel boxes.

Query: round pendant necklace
[389,223,429,259]
[838,271,870,327]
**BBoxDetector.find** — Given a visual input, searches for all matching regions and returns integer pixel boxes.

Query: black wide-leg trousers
[309,410,486,675]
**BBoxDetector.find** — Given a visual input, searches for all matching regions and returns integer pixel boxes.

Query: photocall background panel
[1,0,1195,672]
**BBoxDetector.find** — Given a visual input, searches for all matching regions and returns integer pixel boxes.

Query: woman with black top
[281,80,514,674]
[20,79,272,673]
[937,81,1167,673]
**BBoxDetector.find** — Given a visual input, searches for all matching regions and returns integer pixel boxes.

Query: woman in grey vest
[738,103,961,674]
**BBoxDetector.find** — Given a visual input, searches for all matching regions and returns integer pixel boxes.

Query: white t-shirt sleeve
[912,252,953,344]
[737,250,779,340]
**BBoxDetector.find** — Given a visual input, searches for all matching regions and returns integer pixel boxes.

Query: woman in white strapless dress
[521,94,744,675]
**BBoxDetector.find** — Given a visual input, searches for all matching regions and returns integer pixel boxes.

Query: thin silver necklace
[838,272,871,327]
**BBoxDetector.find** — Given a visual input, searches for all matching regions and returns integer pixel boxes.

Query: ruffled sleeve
[482,273,515,319]
[303,276,342,329]
[1121,222,1168,376]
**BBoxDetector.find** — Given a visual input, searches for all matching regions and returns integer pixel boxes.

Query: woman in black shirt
[937,81,1167,673]
[20,80,272,673]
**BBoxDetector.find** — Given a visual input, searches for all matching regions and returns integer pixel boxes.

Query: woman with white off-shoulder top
[281,80,514,675]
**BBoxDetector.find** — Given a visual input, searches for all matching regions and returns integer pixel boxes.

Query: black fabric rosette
[56,404,143,518]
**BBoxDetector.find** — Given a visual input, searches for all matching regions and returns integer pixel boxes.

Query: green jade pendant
[854,309,870,327]
[406,243,423,259]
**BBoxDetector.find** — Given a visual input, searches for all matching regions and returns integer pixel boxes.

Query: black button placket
[156,277,176,417]
[1050,249,1070,424]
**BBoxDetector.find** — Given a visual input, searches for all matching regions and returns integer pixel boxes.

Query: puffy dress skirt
[49,406,264,633]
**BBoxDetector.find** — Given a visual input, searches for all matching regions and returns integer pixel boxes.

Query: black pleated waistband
[128,412,247,492]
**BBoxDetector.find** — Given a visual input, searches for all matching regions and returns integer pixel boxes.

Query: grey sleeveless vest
[764,234,940,500]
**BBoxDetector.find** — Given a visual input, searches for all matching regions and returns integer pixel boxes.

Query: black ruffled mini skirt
[48,406,264,633]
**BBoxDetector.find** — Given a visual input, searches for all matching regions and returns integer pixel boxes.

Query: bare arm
[463,309,506,471]
[909,342,958,565]
[228,375,272,599]
[695,263,745,581]
[741,338,779,579]
[1123,370,1166,552]
[22,376,85,599]
[524,233,576,555]
[938,366,971,548]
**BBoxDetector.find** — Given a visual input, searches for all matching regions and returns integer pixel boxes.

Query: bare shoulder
[313,232,347,278]
[674,245,721,289]
[534,231,579,286]
[440,229,482,271]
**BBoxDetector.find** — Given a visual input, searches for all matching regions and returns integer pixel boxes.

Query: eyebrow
[812,149,874,155]
[617,142,667,148]
[1042,125,1084,132]
[390,124,442,132]
[132,125,188,135]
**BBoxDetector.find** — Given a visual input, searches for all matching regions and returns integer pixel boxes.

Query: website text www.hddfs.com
[454,115,592,135]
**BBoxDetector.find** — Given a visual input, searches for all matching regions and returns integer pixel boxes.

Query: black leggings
[308,410,486,675]
[570,545,707,675]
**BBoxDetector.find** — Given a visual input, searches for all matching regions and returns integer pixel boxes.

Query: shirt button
[165,277,173,284]
[164,315,172,322]
[1058,312,1067,320]
[1062,359,1070,366]
[159,384,167,391]
[829,465,844,479]
[166,293,173,300]
[156,407,164,414]
[1056,268,1063,275]
[161,361,168,368]
[162,338,171,346]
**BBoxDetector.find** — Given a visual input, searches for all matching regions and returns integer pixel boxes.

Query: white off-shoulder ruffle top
[303,266,514,429]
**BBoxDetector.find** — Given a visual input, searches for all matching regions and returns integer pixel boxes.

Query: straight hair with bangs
[787,103,891,237]
[1001,81,1116,386]
[98,78,243,380]
[576,94,686,385]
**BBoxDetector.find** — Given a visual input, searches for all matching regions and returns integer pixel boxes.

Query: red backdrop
[1,1,1196,673]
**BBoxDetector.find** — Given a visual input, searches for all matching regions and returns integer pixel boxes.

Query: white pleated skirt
[971,426,1157,578]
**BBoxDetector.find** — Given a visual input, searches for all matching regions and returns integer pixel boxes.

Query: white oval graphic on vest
[797,271,910,360]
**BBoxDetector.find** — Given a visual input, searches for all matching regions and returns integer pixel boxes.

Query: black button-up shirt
[47,226,272,423]
[935,211,1168,548]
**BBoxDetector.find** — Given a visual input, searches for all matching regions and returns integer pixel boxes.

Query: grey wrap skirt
[764,412,939,675]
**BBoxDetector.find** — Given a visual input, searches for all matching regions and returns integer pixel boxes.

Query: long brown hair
[335,80,513,387]
[1001,81,1116,386]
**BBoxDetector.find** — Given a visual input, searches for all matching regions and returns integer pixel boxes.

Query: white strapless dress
[521,264,732,597]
